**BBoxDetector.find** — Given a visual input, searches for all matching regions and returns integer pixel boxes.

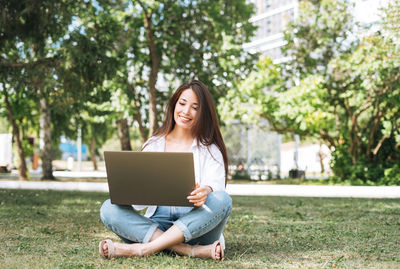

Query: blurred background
[1,0,399,185]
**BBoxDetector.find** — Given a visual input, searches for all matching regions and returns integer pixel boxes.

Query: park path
[1,173,399,199]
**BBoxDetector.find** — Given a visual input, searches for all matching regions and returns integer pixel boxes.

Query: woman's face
[174,88,199,131]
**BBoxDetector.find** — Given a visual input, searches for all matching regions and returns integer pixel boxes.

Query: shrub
[329,146,400,186]
[379,165,400,186]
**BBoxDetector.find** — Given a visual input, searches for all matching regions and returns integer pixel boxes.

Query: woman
[99,80,232,260]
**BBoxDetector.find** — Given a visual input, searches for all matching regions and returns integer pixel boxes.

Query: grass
[1,189,399,268]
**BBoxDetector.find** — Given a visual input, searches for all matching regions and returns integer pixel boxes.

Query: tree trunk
[128,84,148,142]
[4,93,28,180]
[90,136,98,171]
[117,118,132,150]
[349,113,358,164]
[141,3,160,136]
[318,143,325,173]
[135,111,148,143]
[39,97,54,180]
[148,68,159,137]
[366,102,382,162]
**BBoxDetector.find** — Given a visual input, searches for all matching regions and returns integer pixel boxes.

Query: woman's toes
[215,244,221,260]
[103,243,108,256]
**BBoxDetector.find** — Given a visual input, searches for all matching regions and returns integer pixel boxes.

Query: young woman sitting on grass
[99,80,232,260]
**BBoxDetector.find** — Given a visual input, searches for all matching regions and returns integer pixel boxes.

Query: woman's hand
[187,183,213,207]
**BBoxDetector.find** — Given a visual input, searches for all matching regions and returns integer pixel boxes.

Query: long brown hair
[154,80,229,185]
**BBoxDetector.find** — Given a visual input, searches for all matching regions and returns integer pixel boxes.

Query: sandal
[99,239,115,259]
[190,240,224,260]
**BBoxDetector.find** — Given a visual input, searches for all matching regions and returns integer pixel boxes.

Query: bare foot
[100,240,144,258]
[190,241,223,260]
[214,243,222,260]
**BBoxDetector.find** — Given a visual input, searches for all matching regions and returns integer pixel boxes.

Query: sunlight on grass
[0,189,399,268]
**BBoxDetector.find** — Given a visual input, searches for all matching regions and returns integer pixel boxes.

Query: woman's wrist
[205,185,213,194]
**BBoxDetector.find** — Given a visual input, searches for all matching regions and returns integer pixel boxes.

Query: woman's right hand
[187,183,212,207]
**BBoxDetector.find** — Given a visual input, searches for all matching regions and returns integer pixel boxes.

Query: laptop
[104,151,195,206]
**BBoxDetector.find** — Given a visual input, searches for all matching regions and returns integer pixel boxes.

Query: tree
[58,1,122,160]
[220,0,356,149]
[219,0,400,185]
[218,58,283,126]
[281,0,356,80]
[2,88,30,180]
[123,0,257,137]
[80,104,115,170]
[0,0,81,179]
[94,0,257,147]
[220,0,357,168]
[0,0,120,179]
[1,0,257,179]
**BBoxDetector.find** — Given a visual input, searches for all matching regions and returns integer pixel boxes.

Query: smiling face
[173,88,199,131]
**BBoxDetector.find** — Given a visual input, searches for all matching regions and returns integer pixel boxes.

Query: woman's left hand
[187,184,212,207]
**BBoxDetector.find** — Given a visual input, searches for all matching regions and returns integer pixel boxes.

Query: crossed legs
[100,226,223,259]
[99,191,231,259]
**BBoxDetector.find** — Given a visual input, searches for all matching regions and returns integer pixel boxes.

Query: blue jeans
[100,191,232,245]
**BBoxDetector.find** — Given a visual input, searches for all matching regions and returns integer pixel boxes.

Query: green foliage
[0,81,39,159]
[219,58,282,125]
[1,0,258,170]
[1,0,123,166]
[273,75,335,135]
[0,116,10,133]
[282,0,356,79]
[107,0,258,138]
[382,165,400,186]
[219,0,400,185]
[327,34,400,182]
[330,147,384,186]
[156,0,258,99]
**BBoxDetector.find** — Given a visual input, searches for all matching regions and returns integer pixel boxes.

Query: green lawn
[1,189,399,268]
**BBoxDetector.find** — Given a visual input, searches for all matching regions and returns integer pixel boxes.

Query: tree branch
[319,129,335,149]
[366,105,382,161]
[373,135,389,156]
[263,114,295,134]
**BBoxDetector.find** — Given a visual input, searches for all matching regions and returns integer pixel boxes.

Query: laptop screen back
[104,151,195,206]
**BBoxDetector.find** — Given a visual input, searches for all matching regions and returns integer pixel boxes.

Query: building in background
[245,0,388,63]
[59,136,88,161]
[244,0,298,63]
[353,0,389,33]
[0,133,12,172]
